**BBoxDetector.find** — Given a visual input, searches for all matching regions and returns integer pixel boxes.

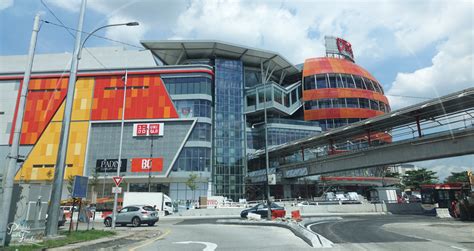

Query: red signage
[336,38,354,60]
[133,123,164,137]
[131,158,164,172]
[112,176,123,187]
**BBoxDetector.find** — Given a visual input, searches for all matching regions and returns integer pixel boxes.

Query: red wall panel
[91,75,178,121]
[10,78,68,145]
[303,57,377,82]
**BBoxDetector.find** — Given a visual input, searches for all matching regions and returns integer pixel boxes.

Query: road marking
[174,241,218,251]
[129,229,171,251]
[450,245,467,251]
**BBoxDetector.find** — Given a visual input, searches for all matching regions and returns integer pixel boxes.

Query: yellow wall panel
[72,78,94,121]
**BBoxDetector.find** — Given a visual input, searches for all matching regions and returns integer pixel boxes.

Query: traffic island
[216,218,336,248]
[4,230,117,251]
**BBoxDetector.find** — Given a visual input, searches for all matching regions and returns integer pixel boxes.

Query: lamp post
[45,0,139,236]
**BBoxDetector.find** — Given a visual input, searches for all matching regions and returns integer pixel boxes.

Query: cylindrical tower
[302,37,391,131]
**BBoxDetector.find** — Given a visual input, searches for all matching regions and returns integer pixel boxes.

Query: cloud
[0,0,13,11]
[387,29,474,110]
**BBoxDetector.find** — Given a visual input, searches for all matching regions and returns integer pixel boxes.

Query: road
[121,218,313,251]
[308,215,474,251]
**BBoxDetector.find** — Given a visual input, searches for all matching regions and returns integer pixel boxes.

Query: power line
[40,0,112,71]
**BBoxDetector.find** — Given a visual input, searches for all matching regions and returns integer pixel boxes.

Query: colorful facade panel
[303,57,377,81]
[304,108,384,120]
[91,75,178,121]
[0,80,19,144]
[10,78,68,145]
[14,121,88,181]
[303,88,389,104]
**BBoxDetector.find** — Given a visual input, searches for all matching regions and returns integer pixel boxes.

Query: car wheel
[148,222,155,226]
[104,218,112,227]
[132,217,141,227]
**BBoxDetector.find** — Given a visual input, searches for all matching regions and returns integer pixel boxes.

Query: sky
[0,0,473,181]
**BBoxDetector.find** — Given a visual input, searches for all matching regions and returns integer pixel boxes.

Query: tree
[444,171,469,183]
[402,168,438,190]
[66,175,75,197]
[186,173,198,202]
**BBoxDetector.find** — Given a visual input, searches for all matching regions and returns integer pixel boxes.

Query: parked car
[104,205,159,227]
[240,202,284,218]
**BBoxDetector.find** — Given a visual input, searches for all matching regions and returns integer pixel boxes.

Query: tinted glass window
[327,74,337,88]
[304,76,315,90]
[129,207,139,212]
[316,75,327,89]
[143,206,154,211]
[354,76,365,89]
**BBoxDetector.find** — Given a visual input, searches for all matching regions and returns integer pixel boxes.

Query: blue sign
[72,175,88,198]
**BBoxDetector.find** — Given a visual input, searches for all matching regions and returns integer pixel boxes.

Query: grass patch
[6,230,116,251]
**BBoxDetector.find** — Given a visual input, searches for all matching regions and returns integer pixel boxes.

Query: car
[240,202,284,218]
[104,205,159,227]
[46,207,66,227]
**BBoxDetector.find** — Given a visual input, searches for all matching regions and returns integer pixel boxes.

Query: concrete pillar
[283,184,292,199]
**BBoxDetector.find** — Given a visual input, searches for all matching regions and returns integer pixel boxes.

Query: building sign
[336,37,354,61]
[96,159,127,173]
[131,158,164,172]
[133,123,164,137]
[324,36,355,61]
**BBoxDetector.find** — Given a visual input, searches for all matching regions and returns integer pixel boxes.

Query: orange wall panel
[304,108,384,120]
[303,57,377,82]
[303,88,389,104]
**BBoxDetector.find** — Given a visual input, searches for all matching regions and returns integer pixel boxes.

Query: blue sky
[0,0,473,180]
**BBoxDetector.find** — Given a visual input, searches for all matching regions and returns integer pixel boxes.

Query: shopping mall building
[0,37,390,201]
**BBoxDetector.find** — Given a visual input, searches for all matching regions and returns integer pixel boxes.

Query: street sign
[112,187,122,194]
[112,176,123,187]
[72,175,88,198]
[268,174,276,185]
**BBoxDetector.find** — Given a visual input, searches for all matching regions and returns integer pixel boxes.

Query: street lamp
[78,22,139,60]
[45,0,139,237]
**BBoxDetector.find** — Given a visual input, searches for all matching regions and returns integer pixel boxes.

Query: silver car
[104,205,159,227]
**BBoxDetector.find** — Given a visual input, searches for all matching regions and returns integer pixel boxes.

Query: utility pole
[111,70,128,229]
[0,13,41,247]
[45,0,87,237]
[261,61,272,220]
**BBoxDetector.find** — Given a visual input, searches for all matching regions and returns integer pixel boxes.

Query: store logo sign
[131,158,163,172]
[133,123,164,137]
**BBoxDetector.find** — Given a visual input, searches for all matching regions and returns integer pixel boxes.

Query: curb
[216,219,336,248]
[46,231,135,250]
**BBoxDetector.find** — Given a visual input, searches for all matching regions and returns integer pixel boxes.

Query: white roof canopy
[140,40,300,77]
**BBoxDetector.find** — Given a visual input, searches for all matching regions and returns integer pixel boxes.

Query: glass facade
[213,59,246,200]
[172,147,211,172]
[304,97,390,112]
[248,126,320,150]
[162,77,212,95]
[304,73,384,94]
[174,100,212,118]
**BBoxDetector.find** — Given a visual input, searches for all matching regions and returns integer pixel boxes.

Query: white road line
[450,245,467,251]
[174,241,218,251]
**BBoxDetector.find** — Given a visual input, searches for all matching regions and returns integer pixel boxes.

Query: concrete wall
[386,203,424,215]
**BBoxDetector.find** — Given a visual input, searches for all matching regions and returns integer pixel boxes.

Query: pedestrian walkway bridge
[248,87,474,181]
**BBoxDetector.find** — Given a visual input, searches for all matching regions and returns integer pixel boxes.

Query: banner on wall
[131,158,164,172]
[133,123,164,137]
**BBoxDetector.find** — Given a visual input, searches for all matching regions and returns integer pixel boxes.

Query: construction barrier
[291,210,302,221]
[272,209,286,219]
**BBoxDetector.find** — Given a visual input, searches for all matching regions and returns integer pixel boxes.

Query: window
[274,89,282,104]
[318,99,332,108]
[370,100,379,111]
[364,78,375,91]
[291,89,297,104]
[342,74,356,88]
[162,77,212,95]
[316,75,327,89]
[336,74,344,88]
[129,207,139,212]
[247,94,256,106]
[346,98,359,108]
[354,76,365,89]
[327,74,337,88]
[304,76,315,90]
[333,98,346,108]
[359,98,370,109]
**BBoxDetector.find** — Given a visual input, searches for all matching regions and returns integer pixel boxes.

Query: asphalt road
[308,215,474,250]
[118,217,314,251]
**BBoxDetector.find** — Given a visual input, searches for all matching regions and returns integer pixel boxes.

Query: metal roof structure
[140,40,300,77]
[251,87,474,158]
